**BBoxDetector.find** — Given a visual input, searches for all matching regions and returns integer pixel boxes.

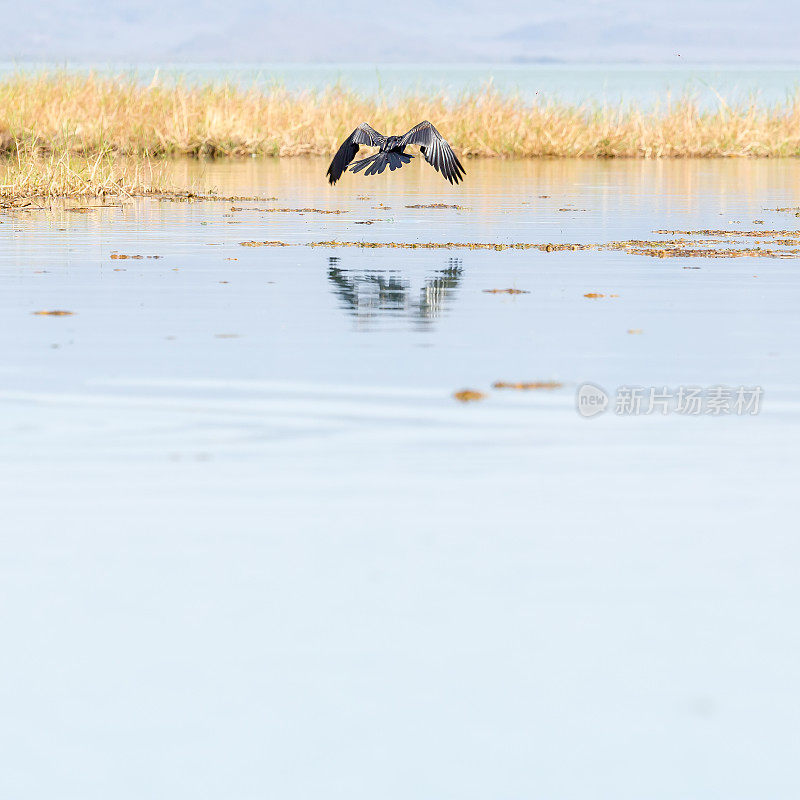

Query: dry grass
[2,72,800,160]
[3,72,799,199]
[0,141,169,199]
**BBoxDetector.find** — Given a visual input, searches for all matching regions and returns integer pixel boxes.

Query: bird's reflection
[328,256,462,327]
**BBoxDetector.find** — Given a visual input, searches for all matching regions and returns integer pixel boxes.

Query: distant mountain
[3,0,798,63]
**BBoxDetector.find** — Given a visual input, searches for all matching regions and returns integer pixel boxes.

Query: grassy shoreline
[3,73,800,160]
[0,142,168,200]
[3,73,800,199]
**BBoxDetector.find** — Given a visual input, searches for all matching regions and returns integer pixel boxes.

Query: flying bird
[326,121,465,186]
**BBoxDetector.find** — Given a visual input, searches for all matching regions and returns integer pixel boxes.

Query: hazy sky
[3,0,799,63]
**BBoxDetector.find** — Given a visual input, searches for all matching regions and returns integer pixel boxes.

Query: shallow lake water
[2,157,799,799]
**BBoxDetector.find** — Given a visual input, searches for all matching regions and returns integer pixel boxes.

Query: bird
[326,121,465,186]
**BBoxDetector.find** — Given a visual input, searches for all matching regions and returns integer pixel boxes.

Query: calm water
[3,61,800,106]
[2,158,799,799]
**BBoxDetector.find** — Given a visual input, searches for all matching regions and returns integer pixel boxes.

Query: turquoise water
[2,61,800,106]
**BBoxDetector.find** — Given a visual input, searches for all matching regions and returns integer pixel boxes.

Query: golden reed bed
[3,72,800,159]
[0,142,166,199]
[2,72,800,198]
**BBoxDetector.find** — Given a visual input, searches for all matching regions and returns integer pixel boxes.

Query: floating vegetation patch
[162,193,278,203]
[306,240,592,251]
[628,245,800,258]
[405,203,466,210]
[453,389,486,403]
[584,292,619,298]
[33,309,74,316]
[239,240,290,247]
[483,288,530,294]
[110,253,163,259]
[492,381,563,390]
[299,233,800,259]
[654,229,800,237]
[0,199,39,210]
[230,206,347,214]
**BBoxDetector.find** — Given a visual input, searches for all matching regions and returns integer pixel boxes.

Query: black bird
[326,121,465,186]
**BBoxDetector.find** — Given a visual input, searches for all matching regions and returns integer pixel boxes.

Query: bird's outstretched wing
[327,123,386,185]
[399,121,465,184]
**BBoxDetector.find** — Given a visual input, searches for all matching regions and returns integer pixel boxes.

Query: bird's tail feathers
[388,151,413,170]
[350,153,380,174]
[350,151,414,176]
